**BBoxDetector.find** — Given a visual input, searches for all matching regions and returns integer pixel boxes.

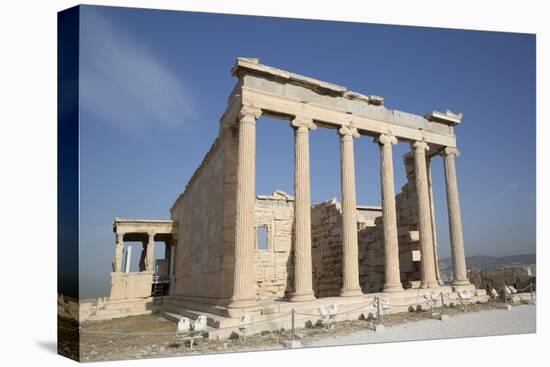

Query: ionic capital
[376,133,398,146]
[291,116,316,133]
[338,125,360,139]
[412,140,430,152]
[239,105,262,125]
[441,147,460,157]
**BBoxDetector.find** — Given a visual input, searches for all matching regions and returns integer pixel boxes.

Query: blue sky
[78,5,535,298]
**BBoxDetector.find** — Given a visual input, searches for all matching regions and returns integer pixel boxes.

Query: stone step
[163,312,184,322]
[165,288,491,340]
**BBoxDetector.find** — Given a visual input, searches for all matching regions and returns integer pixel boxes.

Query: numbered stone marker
[194,315,208,332]
[177,317,190,333]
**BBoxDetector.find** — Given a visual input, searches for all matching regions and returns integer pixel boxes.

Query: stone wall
[254,191,294,300]
[311,199,344,297]
[109,272,153,300]
[310,199,381,297]
[253,193,391,300]
[251,184,426,300]
[309,154,435,295]
[170,133,231,301]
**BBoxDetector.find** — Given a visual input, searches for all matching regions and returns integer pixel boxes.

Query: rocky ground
[76,301,535,362]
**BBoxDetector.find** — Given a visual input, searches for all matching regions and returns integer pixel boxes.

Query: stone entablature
[113,218,176,236]
[231,57,458,148]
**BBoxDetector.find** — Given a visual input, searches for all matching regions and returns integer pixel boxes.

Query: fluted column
[412,141,438,288]
[145,232,155,272]
[290,116,316,302]
[228,105,262,309]
[338,125,363,297]
[377,133,403,292]
[441,147,470,286]
[112,233,124,272]
[426,157,443,285]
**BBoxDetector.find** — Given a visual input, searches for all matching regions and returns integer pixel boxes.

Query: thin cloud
[490,182,519,202]
[80,9,197,136]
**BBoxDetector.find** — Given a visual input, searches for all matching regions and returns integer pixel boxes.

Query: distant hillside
[439,254,536,270]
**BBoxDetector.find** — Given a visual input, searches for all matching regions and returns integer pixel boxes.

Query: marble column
[124,246,132,273]
[338,125,363,297]
[377,133,403,292]
[441,147,470,286]
[145,232,155,272]
[112,233,124,272]
[426,157,443,285]
[290,116,316,302]
[412,141,438,288]
[228,105,262,308]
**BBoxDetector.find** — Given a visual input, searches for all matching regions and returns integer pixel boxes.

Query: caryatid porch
[225,58,470,309]
[110,219,177,300]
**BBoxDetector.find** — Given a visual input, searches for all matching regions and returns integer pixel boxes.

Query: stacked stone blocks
[253,191,295,300]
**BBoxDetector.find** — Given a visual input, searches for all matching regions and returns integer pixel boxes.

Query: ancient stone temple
[90,58,488,333]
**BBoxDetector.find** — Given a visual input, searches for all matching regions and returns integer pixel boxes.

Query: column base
[452,279,471,287]
[290,291,316,302]
[340,288,363,297]
[227,298,257,309]
[383,284,404,293]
